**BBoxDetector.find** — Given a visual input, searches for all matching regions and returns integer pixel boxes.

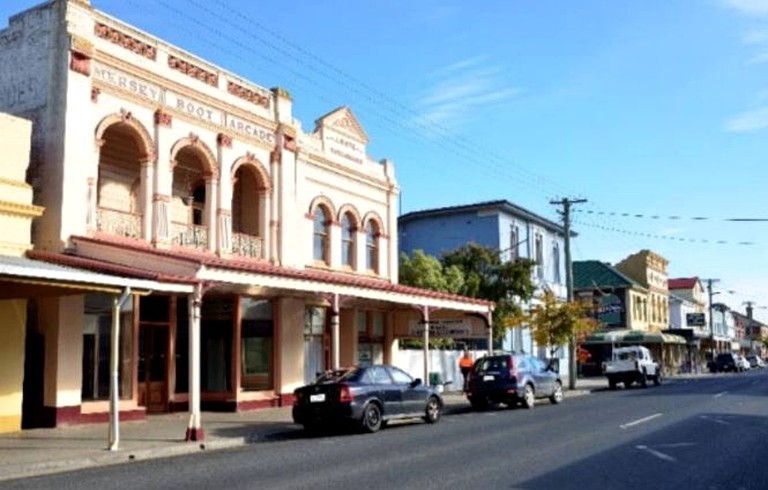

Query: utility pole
[705,278,720,358]
[550,197,587,390]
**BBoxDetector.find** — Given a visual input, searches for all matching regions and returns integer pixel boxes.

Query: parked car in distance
[735,354,751,372]
[292,365,442,434]
[713,353,738,372]
[465,353,563,410]
[746,355,765,369]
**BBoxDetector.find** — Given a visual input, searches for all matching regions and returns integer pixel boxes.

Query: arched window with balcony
[365,220,380,274]
[171,146,210,251]
[95,117,152,239]
[231,160,269,259]
[313,206,331,265]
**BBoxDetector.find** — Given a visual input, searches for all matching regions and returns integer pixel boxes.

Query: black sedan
[292,364,443,433]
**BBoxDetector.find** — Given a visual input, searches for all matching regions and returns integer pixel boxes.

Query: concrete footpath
[0,378,607,482]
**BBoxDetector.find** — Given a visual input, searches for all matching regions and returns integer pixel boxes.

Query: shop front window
[201,297,233,393]
[241,298,274,391]
[81,294,134,401]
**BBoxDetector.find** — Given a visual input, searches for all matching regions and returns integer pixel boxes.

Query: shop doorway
[138,324,169,413]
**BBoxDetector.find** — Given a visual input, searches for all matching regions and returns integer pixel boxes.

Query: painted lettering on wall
[93,64,162,103]
[325,135,364,164]
[226,115,275,145]
[0,76,39,110]
[167,92,222,125]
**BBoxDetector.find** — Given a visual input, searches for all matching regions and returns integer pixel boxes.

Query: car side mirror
[411,378,422,388]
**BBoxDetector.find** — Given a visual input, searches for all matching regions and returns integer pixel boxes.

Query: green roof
[573,260,644,290]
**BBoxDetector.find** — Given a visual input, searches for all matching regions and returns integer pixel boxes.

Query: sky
[2,0,768,321]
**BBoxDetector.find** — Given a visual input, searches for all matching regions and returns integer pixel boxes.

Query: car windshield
[616,351,637,361]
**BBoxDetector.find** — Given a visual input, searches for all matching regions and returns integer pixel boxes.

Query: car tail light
[338,384,353,403]
[294,391,304,406]
[507,357,519,379]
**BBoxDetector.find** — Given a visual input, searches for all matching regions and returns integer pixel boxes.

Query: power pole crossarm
[550,197,587,390]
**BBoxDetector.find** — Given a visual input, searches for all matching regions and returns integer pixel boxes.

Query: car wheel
[653,373,662,386]
[520,384,535,409]
[624,379,633,389]
[549,381,563,404]
[608,377,617,390]
[468,396,488,411]
[424,396,441,424]
[640,371,648,388]
[361,403,382,433]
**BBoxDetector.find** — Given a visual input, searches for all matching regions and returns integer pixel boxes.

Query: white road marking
[620,413,663,429]
[714,391,728,398]
[655,442,695,448]
[636,445,676,462]
[700,415,730,425]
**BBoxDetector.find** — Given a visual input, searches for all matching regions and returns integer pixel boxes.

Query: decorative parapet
[227,81,270,109]
[94,22,157,60]
[70,35,93,76]
[271,87,291,100]
[168,54,218,87]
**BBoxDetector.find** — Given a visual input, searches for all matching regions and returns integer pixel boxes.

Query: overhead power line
[573,220,758,246]
[574,209,768,222]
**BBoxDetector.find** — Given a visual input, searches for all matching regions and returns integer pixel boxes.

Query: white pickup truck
[603,345,662,389]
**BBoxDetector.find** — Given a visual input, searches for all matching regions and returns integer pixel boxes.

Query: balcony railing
[171,222,208,251]
[97,207,141,238]
[232,232,263,259]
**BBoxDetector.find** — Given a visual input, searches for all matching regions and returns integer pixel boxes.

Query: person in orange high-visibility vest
[459,350,474,391]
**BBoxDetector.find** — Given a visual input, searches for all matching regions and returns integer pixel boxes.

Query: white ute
[603,345,661,390]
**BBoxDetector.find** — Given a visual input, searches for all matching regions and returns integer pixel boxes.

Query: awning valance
[583,329,686,345]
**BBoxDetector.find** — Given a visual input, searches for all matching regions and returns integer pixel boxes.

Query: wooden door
[138,325,169,413]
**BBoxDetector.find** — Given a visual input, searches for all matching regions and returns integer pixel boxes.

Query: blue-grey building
[398,200,569,369]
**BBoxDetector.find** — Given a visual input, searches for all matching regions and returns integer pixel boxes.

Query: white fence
[393,349,488,392]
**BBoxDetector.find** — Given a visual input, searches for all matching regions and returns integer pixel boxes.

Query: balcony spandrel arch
[93,112,155,239]
[230,155,271,259]
[169,135,218,251]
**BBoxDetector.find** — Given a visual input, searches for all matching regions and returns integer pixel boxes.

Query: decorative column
[205,171,218,253]
[153,110,173,246]
[260,190,271,261]
[186,283,204,441]
[140,158,153,240]
[108,288,131,451]
[216,134,232,255]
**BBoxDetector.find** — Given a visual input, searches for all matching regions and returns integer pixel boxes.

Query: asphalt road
[3,371,768,490]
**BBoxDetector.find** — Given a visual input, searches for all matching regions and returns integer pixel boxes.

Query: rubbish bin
[428,372,443,392]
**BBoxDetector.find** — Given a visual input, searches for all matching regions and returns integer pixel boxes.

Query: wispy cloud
[725,106,768,132]
[415,57,522,127]
[724,0,768,16]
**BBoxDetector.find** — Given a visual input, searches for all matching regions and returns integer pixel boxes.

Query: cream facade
[0,113,43,433]
[0,0,491,436]
[615,250,670,333]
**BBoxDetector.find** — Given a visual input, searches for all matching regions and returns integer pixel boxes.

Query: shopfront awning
[583,329,686,345]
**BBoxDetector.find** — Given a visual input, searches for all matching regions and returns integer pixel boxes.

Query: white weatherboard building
[0,0,492,437]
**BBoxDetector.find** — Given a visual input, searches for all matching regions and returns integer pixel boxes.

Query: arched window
[365,221,379,273]
[313,207,330,264]
[341,213,355,268]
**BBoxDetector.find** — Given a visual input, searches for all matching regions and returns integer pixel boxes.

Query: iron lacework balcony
[97,207,141,239]
[171,221,208,251]
[231,231,263,259]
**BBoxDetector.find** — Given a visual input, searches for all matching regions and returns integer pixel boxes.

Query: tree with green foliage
[440,243,537,340]
[509,289,598,357]
[399,249,465,293]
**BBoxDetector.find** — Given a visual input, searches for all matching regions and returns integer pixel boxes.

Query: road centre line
[714,391,728,398]
[620,413,663,429]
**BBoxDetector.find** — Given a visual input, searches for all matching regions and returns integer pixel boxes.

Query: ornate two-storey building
[0,0,492,437]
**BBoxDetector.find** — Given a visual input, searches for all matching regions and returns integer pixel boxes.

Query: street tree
[399,249,464,293]
[440,243,536,340]
[509,289,598,357]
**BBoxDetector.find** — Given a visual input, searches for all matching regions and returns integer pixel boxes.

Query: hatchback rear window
[474,357,509,373]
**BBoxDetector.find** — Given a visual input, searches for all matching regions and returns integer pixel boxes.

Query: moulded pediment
[314,106,369,144]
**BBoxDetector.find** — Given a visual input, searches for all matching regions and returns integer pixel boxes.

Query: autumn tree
[509,289,598,357]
